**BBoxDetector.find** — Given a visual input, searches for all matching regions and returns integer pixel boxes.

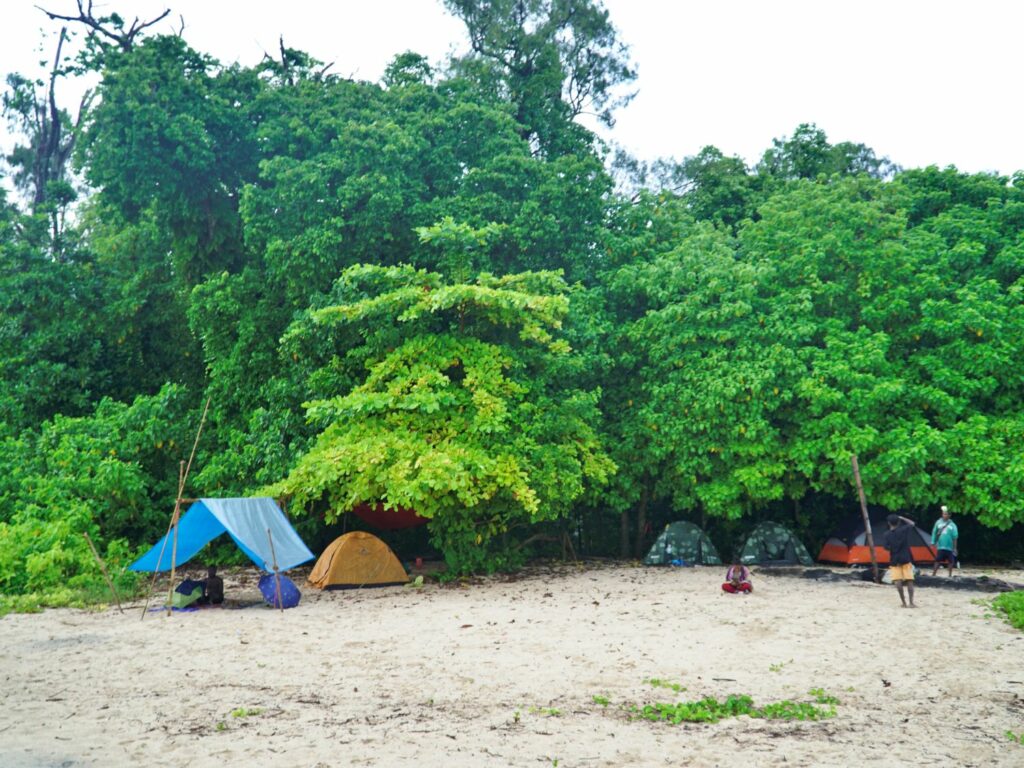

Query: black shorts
[935,548,956,564]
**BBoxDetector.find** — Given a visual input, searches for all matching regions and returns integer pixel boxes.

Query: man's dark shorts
[935,548,956,565]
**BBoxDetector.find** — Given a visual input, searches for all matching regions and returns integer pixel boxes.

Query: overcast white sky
[1,0,1022,176]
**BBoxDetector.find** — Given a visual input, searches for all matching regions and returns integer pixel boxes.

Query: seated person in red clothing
[722,561,752,594]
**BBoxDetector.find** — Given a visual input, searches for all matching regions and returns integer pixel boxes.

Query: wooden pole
[139,507,176,620]
[179,398,211,499]
[161,399,211,617]
[139,398,210,620]
[83,532,123,614]
[165,460,185,617]
[562,530,578,562]
[851,454,880,583]
[267,528,284,613]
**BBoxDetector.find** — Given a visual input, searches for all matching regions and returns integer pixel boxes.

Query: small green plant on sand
[230,707,262,718]
[529,706,562,717]
[809,688,839,705]
[1007,731,1024,745]
[592,695,610,707]
[757,699,836,721]
[992,593,1024,631]
[769,659,793,673]
[215,721,227,732]
[628,691,838,725]
[633,695,756,724]
[646,678,687,693]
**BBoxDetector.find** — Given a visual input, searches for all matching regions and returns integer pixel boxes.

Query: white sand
[1,563,1022,767]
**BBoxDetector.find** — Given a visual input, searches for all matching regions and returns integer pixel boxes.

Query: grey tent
[644,521,722,565]
[739,521,813,566]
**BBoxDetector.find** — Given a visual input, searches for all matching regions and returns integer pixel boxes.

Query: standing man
[884,514,917,608]
[931,505,959,577]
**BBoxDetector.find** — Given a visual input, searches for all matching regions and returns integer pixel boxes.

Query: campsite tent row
[130,499,938,597]
[646,517,938,567]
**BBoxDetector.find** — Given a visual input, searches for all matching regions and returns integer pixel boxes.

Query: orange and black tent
[308,531,409,589]
[818,511,936,566]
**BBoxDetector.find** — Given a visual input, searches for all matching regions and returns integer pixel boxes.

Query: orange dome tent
[308,531,409,589]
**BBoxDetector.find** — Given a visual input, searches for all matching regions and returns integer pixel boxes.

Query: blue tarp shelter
[129,497,314,573]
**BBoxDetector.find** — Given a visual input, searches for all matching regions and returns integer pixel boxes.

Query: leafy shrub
[0,384,190,608]
[992,592,1024,631]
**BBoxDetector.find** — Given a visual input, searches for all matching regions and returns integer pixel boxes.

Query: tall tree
[757,123,897,182]
[76,34,261,283]
[445,0,636,155]
[649,146,760,230]
[2,28,92,255]
[268,228,612,573]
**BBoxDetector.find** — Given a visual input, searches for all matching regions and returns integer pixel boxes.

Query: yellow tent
[308,531,409,589]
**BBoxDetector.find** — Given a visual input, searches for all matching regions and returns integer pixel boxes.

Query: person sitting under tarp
[174,566,224,607]
[722,561,753,594]
[199,565,224,605]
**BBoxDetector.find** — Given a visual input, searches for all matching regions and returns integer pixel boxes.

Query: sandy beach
[2,563,1022,767]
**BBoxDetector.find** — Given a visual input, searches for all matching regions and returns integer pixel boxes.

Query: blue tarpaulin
[129,497,314,573]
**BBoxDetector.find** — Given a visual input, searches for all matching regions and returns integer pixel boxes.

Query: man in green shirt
[931,505,959,577]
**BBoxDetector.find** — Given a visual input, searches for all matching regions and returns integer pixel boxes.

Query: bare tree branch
[36,0,170,51]
[316,61,336,81]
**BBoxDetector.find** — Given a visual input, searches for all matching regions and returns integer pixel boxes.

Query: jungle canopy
[129,498,314,573]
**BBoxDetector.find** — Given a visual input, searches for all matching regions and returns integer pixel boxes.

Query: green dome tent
[644,521,722,565]
[739,521,813,566]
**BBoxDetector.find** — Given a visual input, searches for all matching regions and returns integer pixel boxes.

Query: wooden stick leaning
[851,454,880,584]
[267,528,284,613]
[83,531,124,613]
[139,463,182,620]
[164,399,212,616]
[165,460,186,617]
[139,397,211,620]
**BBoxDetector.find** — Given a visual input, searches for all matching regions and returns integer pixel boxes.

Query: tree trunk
[619,508,631,559]
[633,484,650,560]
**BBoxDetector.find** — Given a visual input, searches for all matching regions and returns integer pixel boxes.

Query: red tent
[350,503,428,530]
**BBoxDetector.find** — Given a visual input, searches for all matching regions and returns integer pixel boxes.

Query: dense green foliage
[1,1,1022,604]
